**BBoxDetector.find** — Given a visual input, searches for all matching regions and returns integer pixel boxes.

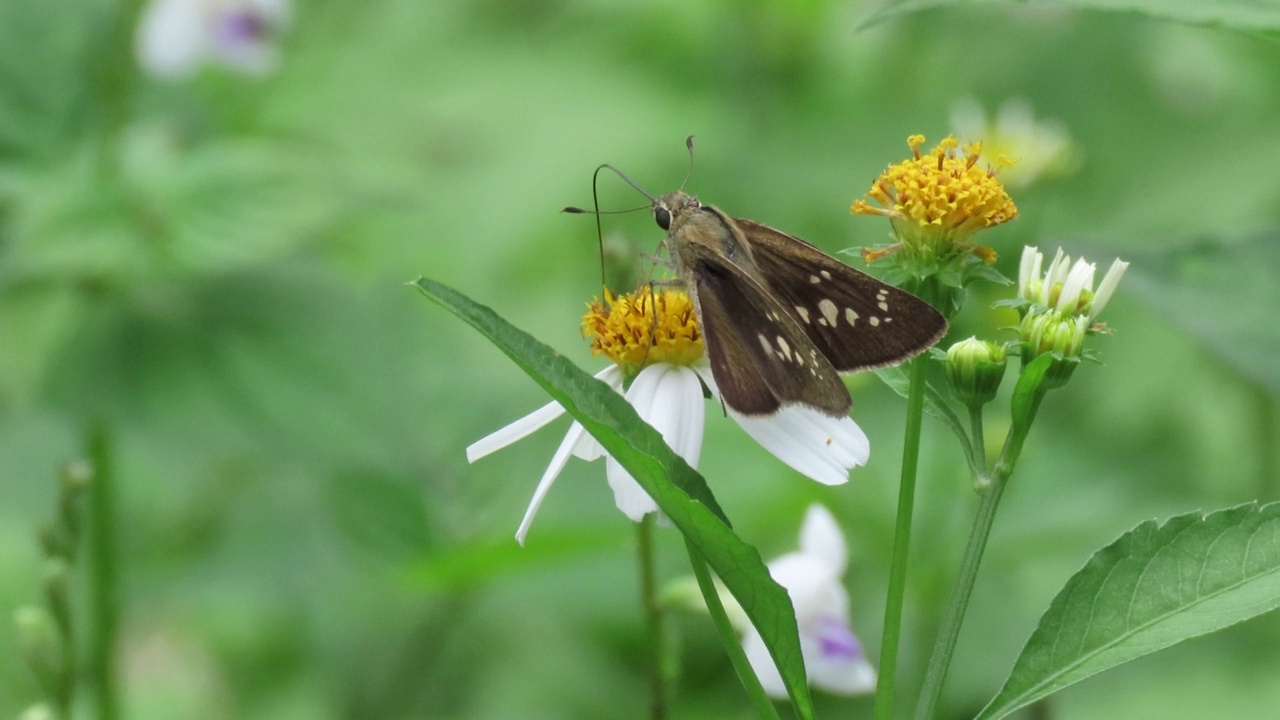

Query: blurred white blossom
[950,98,1078,188]
[136,0,290,80]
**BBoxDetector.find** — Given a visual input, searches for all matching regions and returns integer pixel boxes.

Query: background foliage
[2,0,1278,718]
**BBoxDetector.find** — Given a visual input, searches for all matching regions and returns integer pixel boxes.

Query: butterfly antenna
[678,135,695,191]
[561,164,652,297]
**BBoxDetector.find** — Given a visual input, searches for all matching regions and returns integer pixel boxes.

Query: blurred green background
[2,0,1279,718]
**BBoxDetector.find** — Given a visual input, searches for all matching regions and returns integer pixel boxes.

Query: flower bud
[15,606,63,698]
[944,337,1007,406]
[1019,311,1085,389]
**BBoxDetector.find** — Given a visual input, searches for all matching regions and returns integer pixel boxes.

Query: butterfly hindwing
[733,218,948,373]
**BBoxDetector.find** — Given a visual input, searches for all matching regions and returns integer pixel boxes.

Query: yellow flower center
[852,135,1018,261]
[581,286,704,372]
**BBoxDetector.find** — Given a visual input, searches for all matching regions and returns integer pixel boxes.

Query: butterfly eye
[654,206,672,231]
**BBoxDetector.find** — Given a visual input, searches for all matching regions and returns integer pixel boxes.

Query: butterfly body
[651,190,947,417]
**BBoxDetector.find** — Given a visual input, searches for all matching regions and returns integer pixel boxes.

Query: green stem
[87,424,120,720]
[683,537,781,720]
[638,516,669,720]
[913,390,1044,720]
[91,0,145,181]
[967,404,988,476]
[873,351,930,720]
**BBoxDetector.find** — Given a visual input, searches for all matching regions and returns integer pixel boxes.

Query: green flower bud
[14,606,63,698]
[944,337,1007,406]
[1019,311,1086,389]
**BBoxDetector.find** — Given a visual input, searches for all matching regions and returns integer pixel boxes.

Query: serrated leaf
[414,277,815,719]
[976,501,1280,720]
[859,0,1280,34]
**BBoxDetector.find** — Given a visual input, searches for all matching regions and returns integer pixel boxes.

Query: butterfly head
[653,191,701,232]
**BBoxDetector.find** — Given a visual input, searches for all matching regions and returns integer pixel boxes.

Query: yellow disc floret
[852,135,1018,264]
[582,286,704,372]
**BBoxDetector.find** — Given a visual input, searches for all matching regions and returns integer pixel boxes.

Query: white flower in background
[735,505,876,698]
[950,98,1078,188]
[136,0,290,80]
[467,287,870,545]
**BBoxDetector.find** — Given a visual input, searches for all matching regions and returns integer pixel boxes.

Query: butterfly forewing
[733,218,948,372]
[691,248,851,416]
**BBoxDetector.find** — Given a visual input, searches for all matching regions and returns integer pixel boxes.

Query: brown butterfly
[572,140,947,417]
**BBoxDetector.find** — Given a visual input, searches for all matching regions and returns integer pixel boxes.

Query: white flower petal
[729,406,868,486]
[769,554,846,620]
[741,629,789,699]
[467,365,620,463]
[1056,259,1095,314]
[605,456,658,521]
[571,365,625,460]
[136,0,208,79]
[514,421,589,545]
[602,364,706,521]
[1017,246,1041,299]
[1089,258,1129,321]
[798,504,847,574]
[467,399,566,463]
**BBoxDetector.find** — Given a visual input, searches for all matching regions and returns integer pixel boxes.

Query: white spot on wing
[809,274,821,284]
[795,306,810,323]
[758,334,774,356]
[820,270,832,280]
[870,316,881,327]
[845,308,859,326]
[819,299,839,326]
[776,336,792,361]
[878,301,889,312]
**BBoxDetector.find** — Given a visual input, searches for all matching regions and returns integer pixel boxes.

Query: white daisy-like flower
[136,0,290,80]
[1018,246,1129,322]
[734,504,876,698]
[467,287,870,545]
[949,98,1079,188]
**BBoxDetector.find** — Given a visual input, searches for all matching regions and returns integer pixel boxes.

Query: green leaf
[859,0,1280,34]
[874,366,974,467]
[413,277,815,719]
[1009,353,1052,434]
[1121,234,1280,397]
[976,501,1280,720]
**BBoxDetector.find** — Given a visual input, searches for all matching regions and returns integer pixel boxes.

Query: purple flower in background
[739,504,877,698]
[136,0,290,80]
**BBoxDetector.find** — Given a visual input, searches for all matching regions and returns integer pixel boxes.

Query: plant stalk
[638,516,669,720]
[87,424,120,720]
[873,351,931,720]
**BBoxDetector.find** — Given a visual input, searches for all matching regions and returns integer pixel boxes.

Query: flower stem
[90,0,145,181]
[684,537,781,720]
[913,391,1044,719]
[638,516,669,720]
[86,423,120,720]
[873,351,930,720]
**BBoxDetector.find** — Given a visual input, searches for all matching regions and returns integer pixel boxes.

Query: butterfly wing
[734,218,948,372]
[689,247,852,417]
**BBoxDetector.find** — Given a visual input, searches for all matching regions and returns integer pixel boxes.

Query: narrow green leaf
[976,501,1280,720]
[1009,354,1052,434]
[414,277,815,719]
[859,0,1280,34]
